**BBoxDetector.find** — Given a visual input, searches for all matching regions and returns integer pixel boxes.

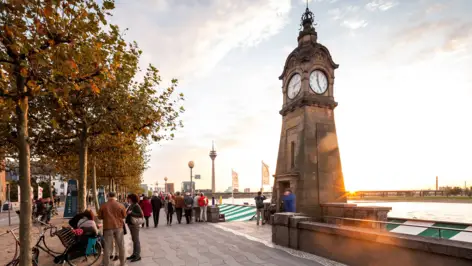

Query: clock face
[287,74,301,99]
[309,70,328,95]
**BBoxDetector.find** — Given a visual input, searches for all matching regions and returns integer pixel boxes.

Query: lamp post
[188,161,195,196]
[164,177,168,193]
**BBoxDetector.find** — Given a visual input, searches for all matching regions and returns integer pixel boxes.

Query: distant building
[165,183,175,193]
[52,176,68,196]
[233,188,239,193]
[196,189,212,195]
[244,188,250,193]
[181,181,195,193]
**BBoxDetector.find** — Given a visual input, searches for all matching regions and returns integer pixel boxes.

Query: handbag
[128,204,144,225]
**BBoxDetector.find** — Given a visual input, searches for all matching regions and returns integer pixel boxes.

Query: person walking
[174,192,184,224]
[183,192,194,224]
[126,194,144,262]
[165,194,175,225]
[97,192,127,266]
[283,189,296,212]
[254,191,267,225]
[139,196,152,228]
[198,192,208,222]
[193,193,201,222]
[150,193,162,227]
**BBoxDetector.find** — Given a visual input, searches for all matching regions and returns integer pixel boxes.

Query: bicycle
[1,220,102,266]
[1,221,60,266]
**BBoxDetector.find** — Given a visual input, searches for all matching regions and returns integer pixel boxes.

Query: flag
[262,161,270,186]
[232,169,239,190]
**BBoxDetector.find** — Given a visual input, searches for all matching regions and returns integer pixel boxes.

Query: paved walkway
[121,214,346,266]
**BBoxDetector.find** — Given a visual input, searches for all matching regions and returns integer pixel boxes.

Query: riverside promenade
[122,219,345,266]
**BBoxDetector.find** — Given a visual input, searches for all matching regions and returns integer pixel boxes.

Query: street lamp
[188,161,194,196]
[164,177,168,193]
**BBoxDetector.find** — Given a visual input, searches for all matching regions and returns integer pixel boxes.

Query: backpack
[255,196,264,209]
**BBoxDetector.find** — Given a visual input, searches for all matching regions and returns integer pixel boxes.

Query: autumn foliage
[0,1,184,265]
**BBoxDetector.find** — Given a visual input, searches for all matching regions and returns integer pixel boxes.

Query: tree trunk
[49,174,53,198]
[17,89,32,266]
[78,126,88,212]
[92,160,100,212]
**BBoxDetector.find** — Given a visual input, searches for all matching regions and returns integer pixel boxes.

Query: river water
[220,198,472,224]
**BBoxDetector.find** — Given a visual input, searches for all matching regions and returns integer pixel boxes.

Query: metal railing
[323,216,472,239]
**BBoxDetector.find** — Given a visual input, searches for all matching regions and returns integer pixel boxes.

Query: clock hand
[316,74,322,91]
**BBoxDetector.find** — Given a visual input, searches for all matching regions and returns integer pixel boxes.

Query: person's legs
[261,209,265,224]
[130,226,141,258]
[185,209,191,224]
[169,211,173,224]
[114,228,126,266]
[203,206,207,222]
[103,229,113,266]
[176,208,182,223]
[166,211,170,224]
[145,216,149,227]
[256,209,261,225]
[199,207,204,221]
[152,211,158,227]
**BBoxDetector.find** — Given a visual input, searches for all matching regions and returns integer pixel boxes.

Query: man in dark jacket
[183,192,194,224]
[150,193,162,227]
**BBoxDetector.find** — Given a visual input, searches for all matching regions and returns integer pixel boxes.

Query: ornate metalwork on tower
[209,141,217,193]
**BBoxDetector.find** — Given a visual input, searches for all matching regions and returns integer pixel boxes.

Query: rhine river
[221,198,472,224]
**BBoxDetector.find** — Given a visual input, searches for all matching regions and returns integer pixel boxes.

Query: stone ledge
[298,221,472,260]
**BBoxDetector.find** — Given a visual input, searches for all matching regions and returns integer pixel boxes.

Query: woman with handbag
[125,194,143,262]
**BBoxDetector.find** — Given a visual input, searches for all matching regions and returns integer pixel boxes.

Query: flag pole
[261,161,263,192]
[231,168,234,204]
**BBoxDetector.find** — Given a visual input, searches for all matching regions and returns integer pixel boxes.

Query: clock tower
[274,5,346,218]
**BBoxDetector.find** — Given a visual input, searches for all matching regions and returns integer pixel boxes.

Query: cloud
[375,19,472,62]
[342,19,368,30]
[111,0,291,79]
[365,0,398,12]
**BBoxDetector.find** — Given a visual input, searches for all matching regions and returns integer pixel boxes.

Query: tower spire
[298,1,318,42]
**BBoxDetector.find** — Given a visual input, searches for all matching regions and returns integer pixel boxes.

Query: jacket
[98,198,127,230]
[193,196,200,208]
[183,195,194,209]
[151,196,162,210]
[283,193,296,212]
[139,199,152,217]
[198,196,208,207]
[175,195,185,208]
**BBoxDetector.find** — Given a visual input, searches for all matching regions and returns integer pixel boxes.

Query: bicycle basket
[55,227,76,248]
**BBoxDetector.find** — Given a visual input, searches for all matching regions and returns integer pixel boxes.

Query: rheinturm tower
[209,141,217,193]
[273,4,346,218]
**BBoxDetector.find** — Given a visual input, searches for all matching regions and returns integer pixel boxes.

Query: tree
[0,1,117,264]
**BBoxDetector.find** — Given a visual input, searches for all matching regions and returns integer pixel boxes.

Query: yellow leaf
[27,80,36,87]
[51,119,59,129]
[20,68,28,77]
[44,6,53,17]
[48,39,55,46]
[73,84,80,90]
[91,83,100,94]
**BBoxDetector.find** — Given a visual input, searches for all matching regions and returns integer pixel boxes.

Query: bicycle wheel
[65,241,102,266]
[32,247,40,266]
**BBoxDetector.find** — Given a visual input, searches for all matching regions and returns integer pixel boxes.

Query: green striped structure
[218,204,256,222]
[386,218,472,243]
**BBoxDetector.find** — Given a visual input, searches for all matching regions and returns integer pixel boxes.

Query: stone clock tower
[274,5,346,218]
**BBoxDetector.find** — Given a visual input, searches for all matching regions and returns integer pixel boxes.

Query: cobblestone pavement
[122,216,346,266]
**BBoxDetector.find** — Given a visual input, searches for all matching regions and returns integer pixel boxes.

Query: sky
[109,0,472,192]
